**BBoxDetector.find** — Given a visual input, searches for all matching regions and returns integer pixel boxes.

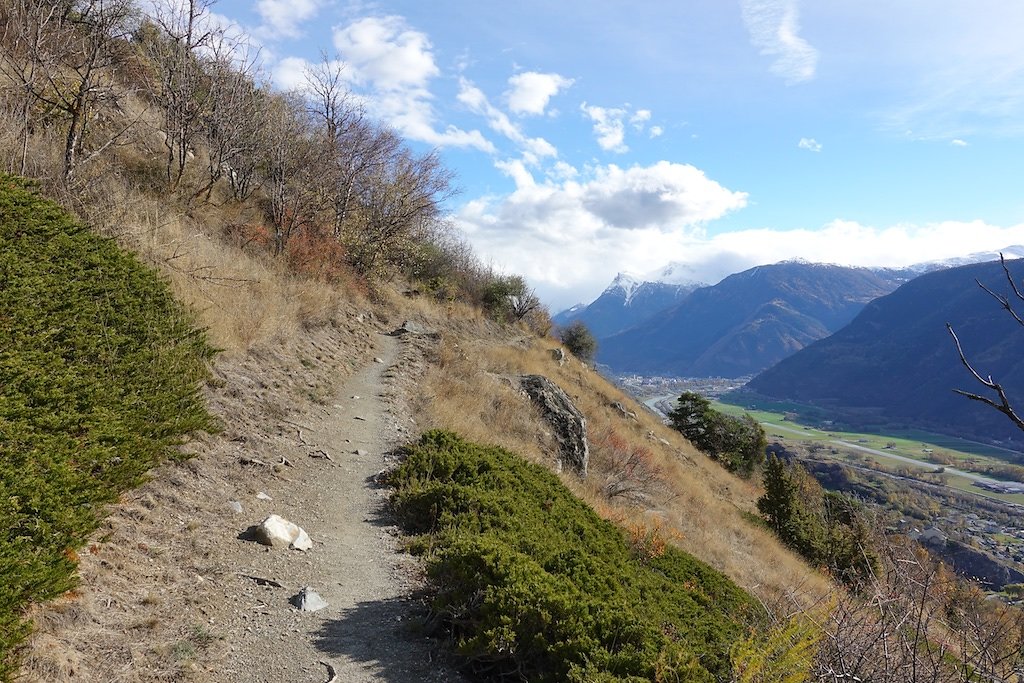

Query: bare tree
[351,147,456,276]
[140,0,216,189]
[191,33,263,204]
[0,0,139,182]
[0,0,61,174]
[261,92,324,255]
[947,253,1024,432]
[812,534,1024,682]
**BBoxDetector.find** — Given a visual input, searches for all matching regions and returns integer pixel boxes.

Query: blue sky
[209,0,1024,309]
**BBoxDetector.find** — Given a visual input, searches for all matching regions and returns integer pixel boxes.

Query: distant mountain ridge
[553,263,704,339]
[561,248,1024,379]
[745,258,1024,446]
[596,261,903,378]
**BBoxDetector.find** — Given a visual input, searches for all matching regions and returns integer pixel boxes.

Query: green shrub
[559,320,597,362]
[669,392,766,477]
[387,430,758,681]
[0,176,215,679]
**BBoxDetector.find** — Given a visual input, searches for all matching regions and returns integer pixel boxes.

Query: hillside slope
[598,261,901,377]
[746,259,1024,446]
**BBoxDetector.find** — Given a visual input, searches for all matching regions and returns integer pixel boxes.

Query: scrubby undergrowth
[0,176,214,678]
[388,430,759,682]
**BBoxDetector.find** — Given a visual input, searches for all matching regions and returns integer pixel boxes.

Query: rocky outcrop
[520,374,589,476]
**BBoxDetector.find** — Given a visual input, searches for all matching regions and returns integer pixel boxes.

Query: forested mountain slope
[747,259,1024,446]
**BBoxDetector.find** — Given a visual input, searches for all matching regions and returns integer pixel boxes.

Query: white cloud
[740,0,818,84]
[255,0,321,39]
[950,138,969,147]
[457,78,558,162]
[506,72,574,116]
[497,216,1024,311]
[273,56,313,90]
[455,161,749,307]
[629,109,652,130]
[798,137,822,152]
[317,16,493,152]
[333,16,439,91]
[581,103,629,153]
[649,126,664,138]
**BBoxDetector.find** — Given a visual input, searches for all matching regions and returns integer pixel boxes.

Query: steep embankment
[0,177,215,679]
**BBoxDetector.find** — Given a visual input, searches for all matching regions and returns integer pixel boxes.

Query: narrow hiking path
[20,322,467,682]
[216,332,465,682]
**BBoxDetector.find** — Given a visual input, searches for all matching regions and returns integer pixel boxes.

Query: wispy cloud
[505,72,574,116]
[458,78,558,162]
[798,137,822,152]
[950,138,968,147]
[740,0,818,84]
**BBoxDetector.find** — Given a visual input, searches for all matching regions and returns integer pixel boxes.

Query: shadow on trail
[312,595,462,682]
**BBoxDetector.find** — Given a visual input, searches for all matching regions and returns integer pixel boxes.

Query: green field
[711,401,1024,506]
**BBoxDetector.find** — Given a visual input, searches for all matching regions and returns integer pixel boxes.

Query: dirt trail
[216,332,464,682]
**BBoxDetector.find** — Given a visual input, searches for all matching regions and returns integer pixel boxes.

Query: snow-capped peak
[642,261,705,288]
[906,245,1024,274]
[604,271,644,305]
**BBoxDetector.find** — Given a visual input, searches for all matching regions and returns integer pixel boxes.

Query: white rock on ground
[253,514,313,551]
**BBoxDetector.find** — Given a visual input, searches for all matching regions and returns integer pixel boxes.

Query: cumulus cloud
[319,16,492,152]
[333,16,439,91]
[506,72,574,116]
[649,125,664,138]
[454,161,749,307]
[950,138,969,147]
[255,0,321,39]
[581,103,629,152]
[740,0,818,84]
[798,137,822,152]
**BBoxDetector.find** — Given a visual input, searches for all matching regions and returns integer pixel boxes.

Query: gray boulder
[520,374,589,476]
[290,587,329,612]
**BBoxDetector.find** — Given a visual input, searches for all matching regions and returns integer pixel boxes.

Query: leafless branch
[946,323,1024,432]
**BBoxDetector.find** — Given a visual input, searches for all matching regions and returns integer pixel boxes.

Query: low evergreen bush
[0,176,215,678]
[387,430,758,681]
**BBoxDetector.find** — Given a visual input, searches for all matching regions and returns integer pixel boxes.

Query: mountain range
[560,247,1024,380]
[744,258,1024,445]
[595,261,904,377]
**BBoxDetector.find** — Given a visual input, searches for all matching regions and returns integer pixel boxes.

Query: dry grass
[399,308,832,607]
